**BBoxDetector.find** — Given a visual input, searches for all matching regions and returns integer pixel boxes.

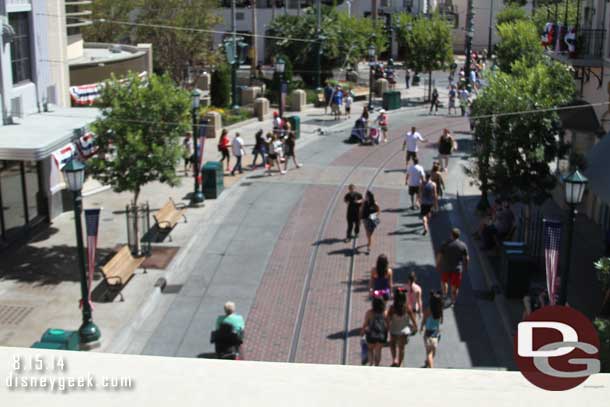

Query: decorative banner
[69,71,148,106]
[49,143,76,194]
[83,208,102,309]
[543,219,562,305]
[76,131,97,159]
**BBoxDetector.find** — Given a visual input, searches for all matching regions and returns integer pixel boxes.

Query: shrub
[211,63,231,107]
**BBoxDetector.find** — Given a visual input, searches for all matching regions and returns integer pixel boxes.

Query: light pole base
[192,191,205,204]
[79,321,101,344]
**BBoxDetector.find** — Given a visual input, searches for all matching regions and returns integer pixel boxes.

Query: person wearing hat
[375,109,389,143]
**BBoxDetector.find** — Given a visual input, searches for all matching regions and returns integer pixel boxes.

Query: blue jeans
[252,147,267,167]
[232,155,243,175]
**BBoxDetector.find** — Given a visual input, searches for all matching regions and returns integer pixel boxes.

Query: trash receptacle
[500,242,536,299]
[288,115,300,139]
[382,91,401,110]
[412,74,421,86]
[31,341,65,350]
[202,161,224,199]
[40,328,80,350]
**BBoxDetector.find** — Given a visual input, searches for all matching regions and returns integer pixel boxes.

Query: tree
[267,9,387,86]
[211,63,231,107]
[468,58,575,205]
[495,20,543,73]
[496,3,529,26]
[81,0,137,43]
[132,0,221,83]
[394,13,453,101]
[89,72,190,208]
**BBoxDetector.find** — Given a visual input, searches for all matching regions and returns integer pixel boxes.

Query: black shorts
[220,149,230,160]
[406,151,417,161]
[408,186,420,196]
[421,204,432,217]
[366,335,387,344]
[268,152,278,160]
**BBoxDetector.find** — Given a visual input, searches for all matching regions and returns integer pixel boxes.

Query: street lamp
[368,42,376,110]
[191,89,205,204]
[62,159,101,344]
[275,57,286,118]
[558,169,589,305]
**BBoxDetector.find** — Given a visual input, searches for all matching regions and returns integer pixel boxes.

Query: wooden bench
[100,245,145,301]
[351,87,369,101]
[153,198,187,241]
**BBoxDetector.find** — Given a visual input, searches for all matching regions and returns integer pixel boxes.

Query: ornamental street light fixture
[191,89,205,204]
[368,41,376,110]
[62,159,101,344]
[275,57,286,118]
[558,169,589,305]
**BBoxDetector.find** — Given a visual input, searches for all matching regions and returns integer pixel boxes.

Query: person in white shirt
[402,126,427,166]
[405,158,426,209]
[230,132,245,176]
[345,93,353,119]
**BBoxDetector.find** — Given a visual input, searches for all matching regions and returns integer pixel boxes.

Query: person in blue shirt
[332,86,344,120]
[215,301,245,339]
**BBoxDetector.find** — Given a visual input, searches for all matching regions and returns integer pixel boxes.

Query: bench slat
[100,246,144,286]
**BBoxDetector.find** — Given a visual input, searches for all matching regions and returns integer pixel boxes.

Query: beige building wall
[45,0,70,107]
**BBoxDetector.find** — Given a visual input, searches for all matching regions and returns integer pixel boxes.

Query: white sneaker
[281,170,287,175]
[297,163,303,168]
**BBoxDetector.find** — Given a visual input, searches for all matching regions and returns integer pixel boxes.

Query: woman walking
[421,291,443,368]
[361,296,388,366]
[430,162,445,210]
[406,272,423,321]
[361,190,380,255]
[375,109,389,143]
[429,88,439,115]
[217,129,231,173]
[368,254,393,300]
[251,129,268,169]
[283,124,302,171]
[387,288,418,367]
[266,133,285,175]
[437,129,455,171]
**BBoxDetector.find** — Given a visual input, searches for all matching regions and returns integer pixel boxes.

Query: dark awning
[584,132,610,205]
[558,100,602,133]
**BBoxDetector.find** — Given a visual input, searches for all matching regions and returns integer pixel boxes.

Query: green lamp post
[62,159,101,344]
[191,89,205,204]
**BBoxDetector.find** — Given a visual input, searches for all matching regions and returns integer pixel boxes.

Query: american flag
[83,209,101,309]
[543,219,562,305]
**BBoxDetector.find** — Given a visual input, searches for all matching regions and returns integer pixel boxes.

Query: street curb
[454,192,516,349]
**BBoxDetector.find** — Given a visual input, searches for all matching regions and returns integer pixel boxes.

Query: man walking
[230,132,245,176]
[405,158,426,210]
[344,184,363,242]
[436,228,469,306]
[420,173,438,236]
[405,68,411,89]
[402,126,426,166]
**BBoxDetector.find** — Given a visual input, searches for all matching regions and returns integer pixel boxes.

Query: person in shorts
[387,288,418,367]
[436,228,469,306]
[402,126,426,166]
[361,296,388,366]
[344,92,353,118]
[420,172,438,236]
[405,158,426,210]
[420,291,443,368]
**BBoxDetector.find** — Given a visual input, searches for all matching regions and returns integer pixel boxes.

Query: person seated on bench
[212,302,245,358]
[481,199,515,250]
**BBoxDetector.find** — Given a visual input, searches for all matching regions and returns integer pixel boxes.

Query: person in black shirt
[344,184,363,242]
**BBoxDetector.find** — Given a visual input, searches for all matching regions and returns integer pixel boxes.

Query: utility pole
[488,0,494,54]
[231,0,239,109]
[316,0,321,88]
[251,0,257,81]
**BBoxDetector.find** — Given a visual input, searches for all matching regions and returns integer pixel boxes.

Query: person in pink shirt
[406,272,423,321]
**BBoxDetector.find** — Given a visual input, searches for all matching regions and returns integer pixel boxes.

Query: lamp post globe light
[275,57,286,118]
[558,169,589,306]
[368,42,376,110]
[191,89,205,204]
[62,159,101,344]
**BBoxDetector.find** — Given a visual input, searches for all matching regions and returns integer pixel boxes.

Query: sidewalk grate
[0,305,34,326]
[161,284,183,294]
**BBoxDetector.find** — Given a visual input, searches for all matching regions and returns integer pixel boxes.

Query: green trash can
[382,91,401,110]
[412,74,421,86]
[40,328,80,350]
[202,161,224,199]
[287,115,300,139]
[31,341,65,350]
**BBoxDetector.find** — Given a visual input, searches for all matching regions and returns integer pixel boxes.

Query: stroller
[349,118,380,145]
[210,322,243,360]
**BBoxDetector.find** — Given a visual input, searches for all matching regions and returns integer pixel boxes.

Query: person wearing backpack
[361,296,388,366]
[420,291,443,368]
[387,288,418,367]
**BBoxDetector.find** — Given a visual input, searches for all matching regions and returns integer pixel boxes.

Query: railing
[577,28,606,59]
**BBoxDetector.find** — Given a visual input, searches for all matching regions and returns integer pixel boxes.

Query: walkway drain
[0,305,34,326]
[162,284,183,294]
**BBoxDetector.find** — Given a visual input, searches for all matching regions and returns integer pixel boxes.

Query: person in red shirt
[217,129,231,172]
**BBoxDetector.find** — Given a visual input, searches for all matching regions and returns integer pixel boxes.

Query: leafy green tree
[495,20,543,73]
[89,72,191,207]
[81,0,137,43]
[268,9,387,86]
[211,63,231,107]
[394,13,453,101]
[132,0,221,83]
[496,3,529,26]
[468,58,575,205]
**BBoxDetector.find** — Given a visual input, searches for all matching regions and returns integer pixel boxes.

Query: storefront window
[24,161,43,222]
[0,161,26,237]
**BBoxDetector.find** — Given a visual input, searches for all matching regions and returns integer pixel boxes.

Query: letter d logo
[517,321,577,357]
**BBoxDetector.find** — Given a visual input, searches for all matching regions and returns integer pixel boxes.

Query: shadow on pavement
[312,238,344,246]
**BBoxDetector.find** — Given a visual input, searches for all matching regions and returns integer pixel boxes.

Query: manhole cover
[162,284,183,294]
[0,305,35,326]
